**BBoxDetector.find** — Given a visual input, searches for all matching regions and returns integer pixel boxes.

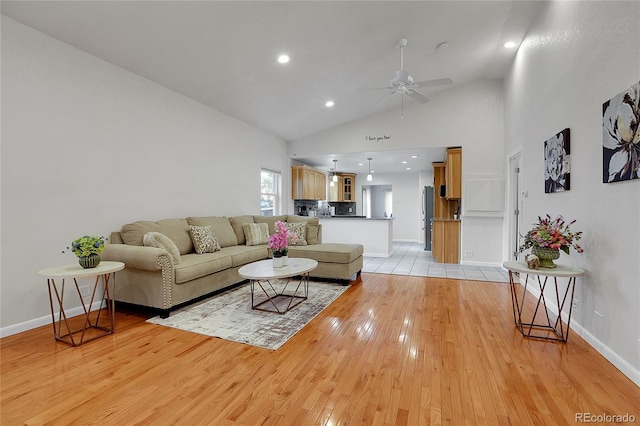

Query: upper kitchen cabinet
[291,165,326,200]
[342,173,355,201]
[329,173,356,202]
[445,147,462,200]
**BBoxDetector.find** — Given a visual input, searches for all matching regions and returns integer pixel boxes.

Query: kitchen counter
[319,217,393,257]
[324,215,393,220]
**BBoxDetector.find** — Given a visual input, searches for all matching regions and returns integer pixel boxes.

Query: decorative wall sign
[544,128,571,193]
[365,134,391,142]
[602,81,640,183]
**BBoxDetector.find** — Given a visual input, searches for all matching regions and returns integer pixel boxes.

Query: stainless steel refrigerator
[422,186,434,251]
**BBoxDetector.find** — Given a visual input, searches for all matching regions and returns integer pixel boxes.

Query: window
[260,169,281,216]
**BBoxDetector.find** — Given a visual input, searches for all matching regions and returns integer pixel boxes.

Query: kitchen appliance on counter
[422,186,434,251]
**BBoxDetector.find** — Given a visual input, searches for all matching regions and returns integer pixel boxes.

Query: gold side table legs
[508,271,577,342]
[46,272,115,346]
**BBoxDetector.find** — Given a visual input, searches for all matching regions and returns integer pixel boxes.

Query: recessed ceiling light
[277,54,290,64]
[406,167,411,171]
[436,42,449,51]
[411,155,418,159]
[325,100,335,107]
[358,163,364,166]
[402,161,408,164]
[503,41,516,49]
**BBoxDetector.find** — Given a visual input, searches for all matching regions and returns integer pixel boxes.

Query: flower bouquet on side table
[268,221,298,267]
[519,215,583,268]
[65,235,106,269]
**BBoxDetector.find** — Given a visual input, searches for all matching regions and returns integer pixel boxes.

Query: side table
[38,261,125,346]
[503,261,585,342]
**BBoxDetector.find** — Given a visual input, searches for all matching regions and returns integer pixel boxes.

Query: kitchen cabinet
[328,175,343,202]
[432,155,461,264]
[291,165,326,200]
[432,219,460,263]
[328,173,355,202]
[445,147,462,200]
[342,173,355,201]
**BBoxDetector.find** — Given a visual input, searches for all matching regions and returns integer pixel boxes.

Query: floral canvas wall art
[603,81,640,183]
[544,128,571,193]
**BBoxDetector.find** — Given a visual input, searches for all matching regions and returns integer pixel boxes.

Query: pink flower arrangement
[268,221,298,256]
[519,214,584,255]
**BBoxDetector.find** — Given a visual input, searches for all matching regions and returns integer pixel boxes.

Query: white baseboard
[460,260,502,268]
[0,301,105,338]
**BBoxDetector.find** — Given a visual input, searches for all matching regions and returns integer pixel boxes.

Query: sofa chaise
[102,214,363,317]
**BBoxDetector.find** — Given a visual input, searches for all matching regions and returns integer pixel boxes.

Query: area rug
[147,280,349,350]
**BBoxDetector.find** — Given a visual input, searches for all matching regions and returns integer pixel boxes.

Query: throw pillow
[286,215,320,244]
[143,232,181,265]
[242,223,269,246]
[286,222,307,246]
[188,225,221,254]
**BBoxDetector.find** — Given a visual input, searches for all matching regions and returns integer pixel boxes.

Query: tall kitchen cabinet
[431,147,462,263]
[291,165,326,200]
[445,147,462,200]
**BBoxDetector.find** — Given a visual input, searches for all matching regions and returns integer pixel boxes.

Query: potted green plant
[519,215,583,268]
[66,235,106,268]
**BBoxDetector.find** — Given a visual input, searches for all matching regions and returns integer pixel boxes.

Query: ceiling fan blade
[412,77,453,88]
[407,89,430,104]
[357,86,394,91]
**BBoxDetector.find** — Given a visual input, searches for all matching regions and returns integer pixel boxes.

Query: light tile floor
[363,242,510,283]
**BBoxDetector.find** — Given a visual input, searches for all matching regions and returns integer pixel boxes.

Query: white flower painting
[603,81,640,183]
[544,128,570,193]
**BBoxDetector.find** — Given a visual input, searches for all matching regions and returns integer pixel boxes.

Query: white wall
[1,17,288,332]
[360,173,420,242]
[289,79,505,263]
[504,1,640,384]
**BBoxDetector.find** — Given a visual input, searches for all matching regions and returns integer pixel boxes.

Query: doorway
[362,185,392,218]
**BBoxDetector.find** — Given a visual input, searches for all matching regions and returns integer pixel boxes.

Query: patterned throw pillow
[188,225,220,254]
[143,232,181,264]
[242,223,269,246]
[286,222,307,246]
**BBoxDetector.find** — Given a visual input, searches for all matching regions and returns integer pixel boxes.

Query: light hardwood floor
[2,273,638,425]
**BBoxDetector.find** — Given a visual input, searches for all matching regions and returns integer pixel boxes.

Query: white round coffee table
[239,258,318,314]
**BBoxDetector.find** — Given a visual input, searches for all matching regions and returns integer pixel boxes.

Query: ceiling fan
[363,38,452,106]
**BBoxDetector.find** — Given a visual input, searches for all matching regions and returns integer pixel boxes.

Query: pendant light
[367,157,373,181]
[329,166,335,187]
[332,159,338,182]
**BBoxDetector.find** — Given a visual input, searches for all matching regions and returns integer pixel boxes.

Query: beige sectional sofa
[102,214,363,317]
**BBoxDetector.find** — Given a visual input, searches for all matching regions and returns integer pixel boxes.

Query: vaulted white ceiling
[2,0,542,147]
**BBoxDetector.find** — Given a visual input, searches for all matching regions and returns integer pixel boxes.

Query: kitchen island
[319,216,393,257]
